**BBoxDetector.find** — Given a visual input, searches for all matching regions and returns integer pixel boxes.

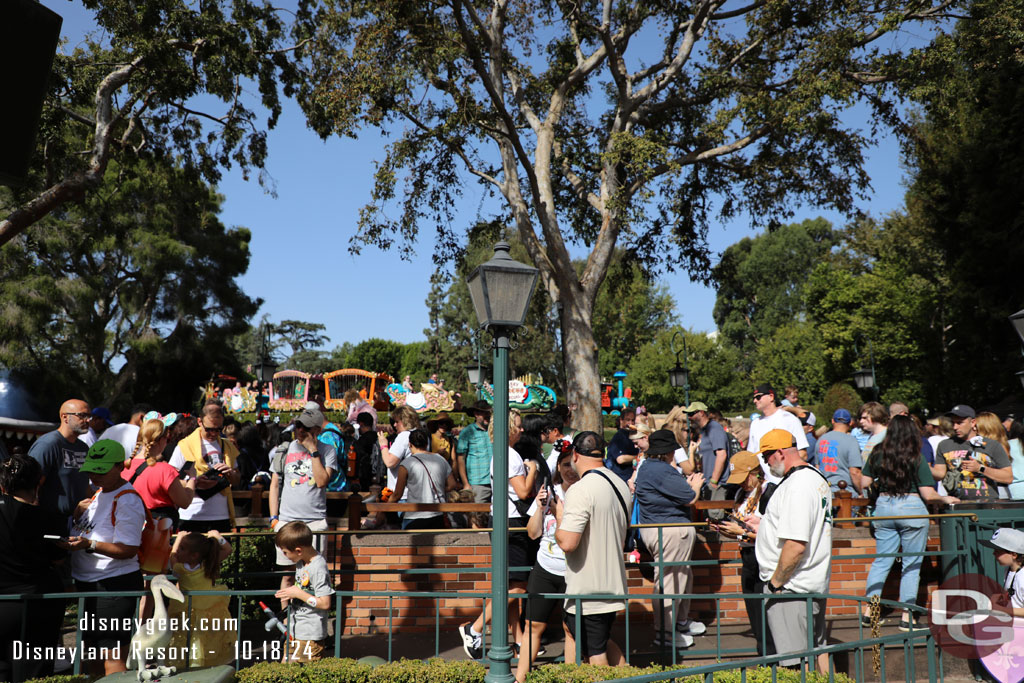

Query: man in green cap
[66,439,146,677]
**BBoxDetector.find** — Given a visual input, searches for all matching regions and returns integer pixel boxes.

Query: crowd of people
[1,382,1022,681]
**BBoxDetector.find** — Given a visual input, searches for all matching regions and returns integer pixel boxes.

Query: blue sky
[46,1,910,350]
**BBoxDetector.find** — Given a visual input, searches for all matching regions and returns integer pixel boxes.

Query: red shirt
[121,459,178,509]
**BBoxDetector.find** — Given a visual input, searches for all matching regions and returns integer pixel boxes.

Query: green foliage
[236,658,485,683]
[3,0,301,243]
[592,257,677,379]
[525,664,853,683]
[223,528,276,620]
[235,660,851,683]
[822,383,865,425]
[712,218,837,359]
[24,676,88,683]
[346,338,413,381]
[289,0,962,428]
[627,329,750,414]
[423,225,562,396]
[0,155,257,410]
[751,322,828,405]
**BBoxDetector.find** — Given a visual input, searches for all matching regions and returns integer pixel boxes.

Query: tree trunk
[559,290,602,433]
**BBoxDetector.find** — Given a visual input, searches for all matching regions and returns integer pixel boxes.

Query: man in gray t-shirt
[814,409,863,493]
[270,409,338,600]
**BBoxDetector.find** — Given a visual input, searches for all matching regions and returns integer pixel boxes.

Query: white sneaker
[653,630,694,649]
[676,619,706,636]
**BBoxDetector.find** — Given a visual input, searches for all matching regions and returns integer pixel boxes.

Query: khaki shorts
[275,518,329,565]
[283,638,327,662]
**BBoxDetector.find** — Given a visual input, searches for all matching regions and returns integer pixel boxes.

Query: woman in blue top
[634,429,705,650]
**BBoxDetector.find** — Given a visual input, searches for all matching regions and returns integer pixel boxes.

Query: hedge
[233,658,856,683]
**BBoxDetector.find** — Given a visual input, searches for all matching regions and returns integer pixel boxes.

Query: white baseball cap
[981,528,1024,554]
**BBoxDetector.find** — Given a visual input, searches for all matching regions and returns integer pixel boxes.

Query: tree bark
[559,287,602,433]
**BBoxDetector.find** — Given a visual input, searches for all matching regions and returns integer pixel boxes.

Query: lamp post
[852,338,877,399]
[466,241,538,683]
[668,330,691,408]
[253,324,277,415]
[466,335,490,401]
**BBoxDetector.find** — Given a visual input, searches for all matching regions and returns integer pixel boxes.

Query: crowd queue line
[2,382,1021,682]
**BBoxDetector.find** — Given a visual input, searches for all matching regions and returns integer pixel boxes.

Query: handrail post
[250,483,263,518]
[348,492,362,530]
[835,481,853,527]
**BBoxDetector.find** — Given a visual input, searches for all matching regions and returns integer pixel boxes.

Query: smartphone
[43,534,68,542]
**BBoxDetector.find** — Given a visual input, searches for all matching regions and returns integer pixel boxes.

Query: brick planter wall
[324,525,943,635]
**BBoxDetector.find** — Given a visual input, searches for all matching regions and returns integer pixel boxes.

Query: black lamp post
[466,241,538,683]
[668,330,691,407]
[852,337,878,399]
[253,324,277,414]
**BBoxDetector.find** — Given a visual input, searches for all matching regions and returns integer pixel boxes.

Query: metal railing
[0,510,992,683]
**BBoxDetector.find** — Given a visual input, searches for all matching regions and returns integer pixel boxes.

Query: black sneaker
[460,623,483,659]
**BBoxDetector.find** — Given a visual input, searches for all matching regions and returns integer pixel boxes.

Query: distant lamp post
[669,330,691,407]
[466,363,484,386]
[254,325,277,413]
[852,337,878,399]
[852,368,874,392]
[466,241,538,683]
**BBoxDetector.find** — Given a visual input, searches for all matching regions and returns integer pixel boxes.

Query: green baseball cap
[80,439,126,474]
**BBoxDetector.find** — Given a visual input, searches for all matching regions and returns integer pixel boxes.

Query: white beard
[770,461,786,479]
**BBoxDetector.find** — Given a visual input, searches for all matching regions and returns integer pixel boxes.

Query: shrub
[234,659,853,683]
[24,676,88,683]
[526,664,855,683]
[222,526,277,620]
[236,658,485,683]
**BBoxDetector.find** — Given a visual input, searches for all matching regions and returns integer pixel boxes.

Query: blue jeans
[865,494,929,606]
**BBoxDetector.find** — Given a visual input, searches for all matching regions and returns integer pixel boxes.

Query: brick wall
[325,526,943,635]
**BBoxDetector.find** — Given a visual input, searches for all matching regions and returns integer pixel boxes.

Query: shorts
[525,564,566,623]
[75,570,144,650]
[471,484,492,503]
[276,518,329,565]
[764,590,826,667]
[284,638,327,662]
[402,514,444,530]
[501,519,535,583]
[563,611,616,659]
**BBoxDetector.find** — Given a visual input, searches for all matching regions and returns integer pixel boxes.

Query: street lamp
[466,241,538,683]
[852,337,878,399]
[254,324,277,414]
[669,330,690,407]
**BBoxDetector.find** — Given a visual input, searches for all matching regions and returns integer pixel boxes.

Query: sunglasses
[63,412,92,419]
[753,394,766,401]
[201,424,222,433]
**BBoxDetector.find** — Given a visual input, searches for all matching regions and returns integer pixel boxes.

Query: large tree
[0,0,302,246]
[0,155,258,409]
[291,0,961,429]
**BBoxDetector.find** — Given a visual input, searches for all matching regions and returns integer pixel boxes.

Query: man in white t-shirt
[754,429,833,672]
[100,403,152,458]
[747,384,808,484]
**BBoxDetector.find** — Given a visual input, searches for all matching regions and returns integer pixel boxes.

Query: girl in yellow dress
[166,530,236,668]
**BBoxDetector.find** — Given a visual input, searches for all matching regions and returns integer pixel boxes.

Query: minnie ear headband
[143,410,179,427]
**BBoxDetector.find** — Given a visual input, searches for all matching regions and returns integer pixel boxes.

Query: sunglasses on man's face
[202,424,222,434]
[753,394,766,401]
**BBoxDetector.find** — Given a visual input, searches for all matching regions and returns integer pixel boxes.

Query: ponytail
[202,536,223,581]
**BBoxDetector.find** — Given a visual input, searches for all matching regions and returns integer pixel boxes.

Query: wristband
[270,515,279,521]
[85,539,98,554]
[216,537,228,546]
[306,596,317,607]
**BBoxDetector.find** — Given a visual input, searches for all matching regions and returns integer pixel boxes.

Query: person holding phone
[169,403,241,533]
[0,454,68,682]
[710,451,772,655]
[122,419,196,530]
[514,447,579,683]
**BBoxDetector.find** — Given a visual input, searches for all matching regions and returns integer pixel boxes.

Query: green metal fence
[4,507,1017,683]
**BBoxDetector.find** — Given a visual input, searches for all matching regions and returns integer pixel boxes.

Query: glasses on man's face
[63,412,91,419]
[202,424,222,434]
[753,394,765,401]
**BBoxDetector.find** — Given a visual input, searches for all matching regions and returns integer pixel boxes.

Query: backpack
[370,441,386,486]
[110,489,173,574]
